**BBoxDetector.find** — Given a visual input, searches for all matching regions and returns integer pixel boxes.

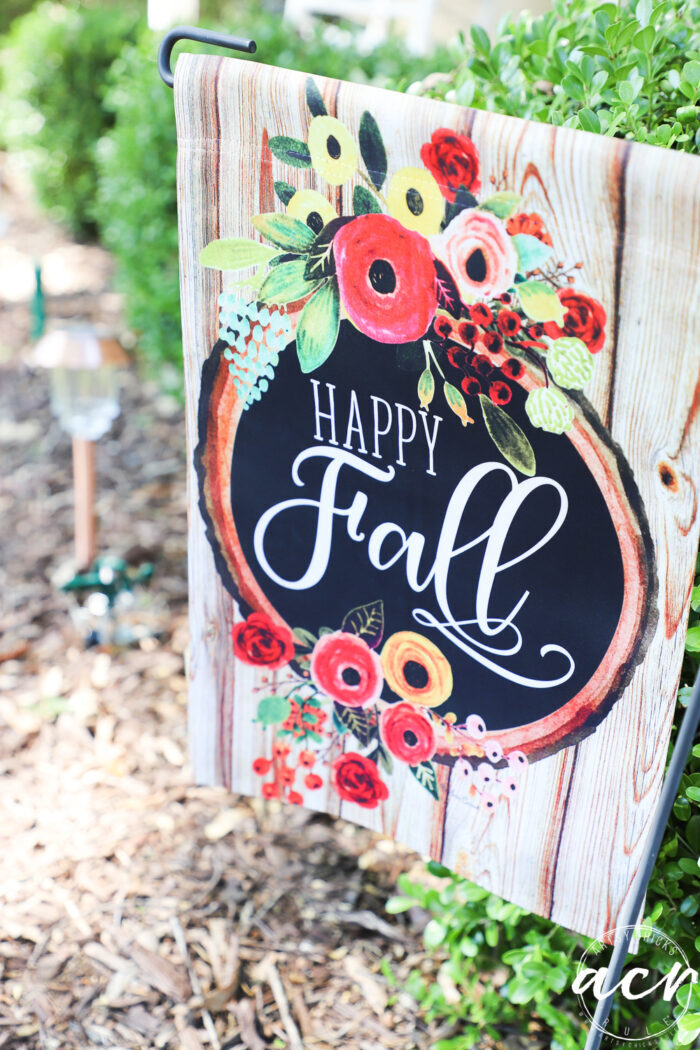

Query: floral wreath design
[197,78,638,814]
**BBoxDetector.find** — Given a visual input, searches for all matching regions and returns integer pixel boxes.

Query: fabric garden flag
[174,55,700,938]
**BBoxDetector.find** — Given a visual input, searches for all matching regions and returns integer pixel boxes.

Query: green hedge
[0,1,140,236]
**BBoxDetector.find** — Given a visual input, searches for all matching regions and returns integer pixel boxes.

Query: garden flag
[174,55,700,938]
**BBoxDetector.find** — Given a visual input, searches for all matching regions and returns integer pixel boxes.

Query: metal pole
[583,667,700,1049]
[73,436,97,571]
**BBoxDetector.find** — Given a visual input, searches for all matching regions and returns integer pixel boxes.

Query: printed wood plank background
[175,54,700,938]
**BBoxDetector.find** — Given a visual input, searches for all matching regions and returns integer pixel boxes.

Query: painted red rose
[310,631,383,707]
[331,752,389,809]
[232,612,294,669]
[380,703,436,764]
[506,212,553,246]
[543,289,607,353]
[420,128,481,201]
[334,215,437,343]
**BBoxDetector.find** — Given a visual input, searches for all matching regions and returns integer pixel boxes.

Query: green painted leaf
[259,258,322,304]
[333,709,350,735]
[333,702,372,747]
[353,185,382,215]
[359,110,387,192]
[418,368,435,409]
[517,280,566,323]
[274,180,296,206]
[255,695,291,726]
[304,217,352,282]
[296,278,340,374]
[268,135,312,168]
[199,238,279,270]
[511,233,553,274]
[341,599,384,649]
[305,77,327,117]
[252,213,316,252]
[444,381,473,426]
[477,191,522,219]
[293,627,318,650]
[410,760,440,800]
[377,745,393,776]
[479,394,536,477]
[443,184,478,227]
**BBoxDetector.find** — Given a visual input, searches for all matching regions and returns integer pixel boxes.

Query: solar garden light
[30,327,128,572]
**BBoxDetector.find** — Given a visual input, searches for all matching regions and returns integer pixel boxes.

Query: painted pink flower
[333,215,437,343]
[310,631,383,707]
[431,210,517,302]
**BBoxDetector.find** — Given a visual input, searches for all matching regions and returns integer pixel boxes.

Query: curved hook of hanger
[158,25,257,88]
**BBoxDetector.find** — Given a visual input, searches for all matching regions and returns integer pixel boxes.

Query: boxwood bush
[0,1,140,236]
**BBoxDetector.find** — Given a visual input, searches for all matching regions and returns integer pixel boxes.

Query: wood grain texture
[175,54,700,939]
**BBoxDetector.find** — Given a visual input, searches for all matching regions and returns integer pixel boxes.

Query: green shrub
[414,0,700,151]
[387,553,700,1050]
[93,6,453,381]
[0,1,139,236]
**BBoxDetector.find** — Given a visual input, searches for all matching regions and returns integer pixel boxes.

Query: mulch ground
[0,156,538,1050]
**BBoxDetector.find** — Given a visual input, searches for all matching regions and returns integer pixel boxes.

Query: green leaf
[511,233,553,274]
[683,60,700,87]
[304,217,352,281]
[359,110,387,192]
[444,381,473,426]
[478,191,522,219]
[268,135,312,168]
[332,709,350,735]
[252,213,316,252]
[423,918,447,950]
[255,695,291,726]
[199,238,279,271]
[480,394,536,477]
[418,368,435,409]
[305,77,327,118]
[470,24,491,54]
[341,599,385,648]
[385,896,414,914]
[296,278,340,373]
[353,184,382,215]
[259,258,322,305]
[518,280,566,323]
[410,760,440,800]
[677,1013,700,1045]
[333,702,372,747]
[686,786,700,802]
[635,0,652,25]
[274,180,296,206]
[678,857,700,874]
[686,625,700,652]
[578,107,601,134]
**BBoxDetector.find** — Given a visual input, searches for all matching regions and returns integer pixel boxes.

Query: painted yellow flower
[307,116,358,185]
[381,631,453,708]
[386,167,444,235]
[287,189,337,235]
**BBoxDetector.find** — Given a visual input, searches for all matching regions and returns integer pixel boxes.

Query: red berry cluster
[252,743,324,803]
[280,696,328,740]
[432,301,547,405]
